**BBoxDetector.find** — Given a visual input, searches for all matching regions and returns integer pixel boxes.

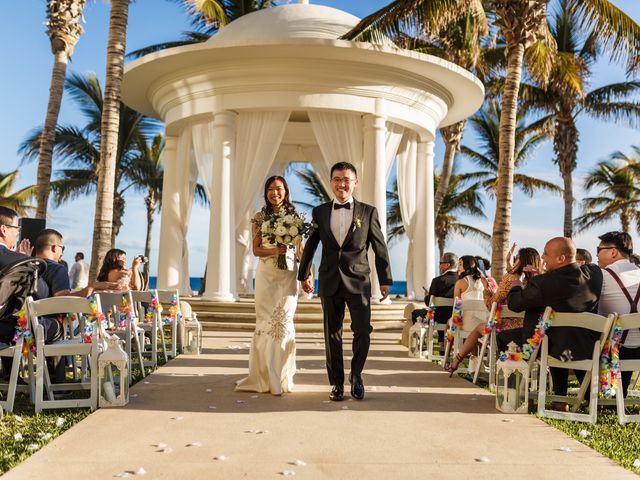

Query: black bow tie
[334,202,351,210]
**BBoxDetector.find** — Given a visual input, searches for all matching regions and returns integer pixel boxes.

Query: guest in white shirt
[68,251,89,290]
[596,231,640,396]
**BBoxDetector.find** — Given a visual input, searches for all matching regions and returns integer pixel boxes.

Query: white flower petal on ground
[26,444,40,451]
[236,400,246,404]
[633,459,640,469]
[474,456,490,463]
[113,473,132,478]
[250,395,259,399]
[14,415,23,423]
[55,417,65,428]
[558,447,572,452]
[131,394,138,398]
[279,471,296,476]
[186,442,202,447]
[208,405,217,409]
[501,418,514,423]
[205,389,212,392]
[135,467,147,475]
[214,455,228,461]
[13,433,23,441]
[143,381,150,385]
[171,416,184,421]
[156,447,172,453]
[579,429,590,439]
[341,406,349,410]
[154,443,168,449]
[290,460,306,466]
[41,433,53,441]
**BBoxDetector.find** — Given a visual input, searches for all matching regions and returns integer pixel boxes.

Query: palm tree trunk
[89,0,129,280]
[491,0,549,281]
[621,209,630,233]
[437,235,445,260]
[111,193,126,247]
[36,50,68,219]
[36,0,86,219]
[554,109,579,238]
[434,120,465,215]
[491,43,524,281]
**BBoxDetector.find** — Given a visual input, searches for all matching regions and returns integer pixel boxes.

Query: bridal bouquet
[259,209,314,270]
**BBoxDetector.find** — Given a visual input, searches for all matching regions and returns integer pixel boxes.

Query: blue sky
[1,0,640,280]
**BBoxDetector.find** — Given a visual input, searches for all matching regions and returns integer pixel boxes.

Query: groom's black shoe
[329,385,344,401]
[349,374,365,400]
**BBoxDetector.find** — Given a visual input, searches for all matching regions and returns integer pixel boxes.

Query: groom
[299,162,392,401]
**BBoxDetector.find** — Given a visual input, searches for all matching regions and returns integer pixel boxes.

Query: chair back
[460,299,488,331]
[95,291,138,329]
[548,310,614,346]
[616,313,640,332]
[156,289,180,305]
[27,295,99,318]
[433,297,454,308]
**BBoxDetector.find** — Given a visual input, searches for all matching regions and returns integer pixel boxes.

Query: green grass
[0,353,168,475]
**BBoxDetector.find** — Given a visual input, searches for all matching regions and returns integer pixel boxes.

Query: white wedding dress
[235,236,298,395]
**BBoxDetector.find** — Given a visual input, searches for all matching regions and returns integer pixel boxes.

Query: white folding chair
[155,289,181,359]
[0,335,32,413]
[130,290,165,368]
[426,297,453,363]
[473,303,525,390]
[537,308,614,424]
[601,313,640,424]
[26,296,102,413]
[96,291,145,384]
[443,299,488,373]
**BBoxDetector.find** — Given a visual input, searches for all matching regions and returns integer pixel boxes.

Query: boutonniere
[353,217,362,232]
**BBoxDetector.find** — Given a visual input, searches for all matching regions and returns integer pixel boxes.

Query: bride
[235,175,302,395]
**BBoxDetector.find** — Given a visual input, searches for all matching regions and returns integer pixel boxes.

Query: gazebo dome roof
[206,4,360,47]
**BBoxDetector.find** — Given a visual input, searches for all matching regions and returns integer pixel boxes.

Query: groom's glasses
[332,177,356,185]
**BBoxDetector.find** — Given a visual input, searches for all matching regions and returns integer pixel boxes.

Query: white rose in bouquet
[289,226,299,237]
[275,225,288,237]
[284,215,294,223]
[275,235,284,244]
[284,235,292,244]
[292,236,302,245]
[261,222,269,233]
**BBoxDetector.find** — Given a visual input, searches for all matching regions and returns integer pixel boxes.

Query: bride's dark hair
[262,175,296,215]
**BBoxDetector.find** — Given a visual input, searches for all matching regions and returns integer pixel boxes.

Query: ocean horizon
[148,277,409,296]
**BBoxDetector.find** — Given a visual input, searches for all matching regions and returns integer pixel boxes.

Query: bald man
[504,237,603,397]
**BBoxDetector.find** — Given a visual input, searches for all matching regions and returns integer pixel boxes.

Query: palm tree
[127,1,276,59]
[460,100,561,199]
[344,0,640,278]
[0,171,37,217]
[293,167,331,209]
[575,147,640,234]
[520,0,640,237]
[36,0,87,220]
[89,0,227,280]
[20,72,161,243]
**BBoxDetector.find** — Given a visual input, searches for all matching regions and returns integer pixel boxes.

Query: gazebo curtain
[396,131,419,298]
[234,111,291,293]
[308,111,363,182]
[176,126,197,295]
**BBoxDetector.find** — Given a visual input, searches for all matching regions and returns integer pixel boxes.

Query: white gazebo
[121,1,484,301]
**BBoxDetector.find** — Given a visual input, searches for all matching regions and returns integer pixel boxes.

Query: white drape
[309,111,363,184]
[396,131,419,298]
[234,111,291,294]
[191,121,215,202]
[385,122,405,180]
[175,126,197,296]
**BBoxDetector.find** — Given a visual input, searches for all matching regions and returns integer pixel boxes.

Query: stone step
[199,320,405,332]
[194,311,405,323]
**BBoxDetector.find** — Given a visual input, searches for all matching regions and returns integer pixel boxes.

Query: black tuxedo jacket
[425,271,458,324]
[297,199,392,297]
[507,263,603,360]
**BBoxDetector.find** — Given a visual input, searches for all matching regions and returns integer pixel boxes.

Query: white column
[203,111,237,302]
[157,136,181,290]
[363,113,388,302]
[414,140,436,294]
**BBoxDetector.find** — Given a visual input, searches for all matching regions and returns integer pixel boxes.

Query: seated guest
[412,252,458,343]
[576,248,593,266]
[596,231,640,396]
[34,229,117,297]
[0,207,51,342]
[97,248,143,291]
[505,237,602,397]
[447,247,542,376]
[454,255,487,300]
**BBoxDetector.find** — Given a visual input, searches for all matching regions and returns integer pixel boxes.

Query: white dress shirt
[330,198,354,246]
[598,259,640,347]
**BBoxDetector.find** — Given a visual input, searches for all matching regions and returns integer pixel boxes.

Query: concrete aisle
[3,331,634,479]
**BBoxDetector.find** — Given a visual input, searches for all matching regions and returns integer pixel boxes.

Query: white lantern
[495,342,529,414]
[184,314,202,355]
[177,300,192,354]
[98,334,129,407]
[408,317,427,358]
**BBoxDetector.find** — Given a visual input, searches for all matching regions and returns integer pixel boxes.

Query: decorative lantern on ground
[408,317,427,358]
[184,313,202,355]
[495,342,529,414]
[177,301,193,354]
[98,334,129,407]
